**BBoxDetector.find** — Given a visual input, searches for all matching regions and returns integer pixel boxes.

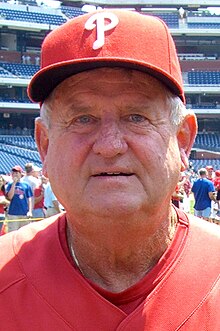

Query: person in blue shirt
[6,165,33,232]
[192,168,216,221]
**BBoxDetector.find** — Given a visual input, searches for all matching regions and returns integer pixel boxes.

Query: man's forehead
[51,67,168,97]
[43,67,170,119]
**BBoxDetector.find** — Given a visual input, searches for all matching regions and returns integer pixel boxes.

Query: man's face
[11,170,21,181]
[36,68,193,219]
[207,169,213,177]
[32,170,40,178]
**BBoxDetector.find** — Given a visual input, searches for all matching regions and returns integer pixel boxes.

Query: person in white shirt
[44,179,62,217]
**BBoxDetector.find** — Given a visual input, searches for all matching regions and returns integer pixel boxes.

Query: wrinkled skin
[36,68,196,223]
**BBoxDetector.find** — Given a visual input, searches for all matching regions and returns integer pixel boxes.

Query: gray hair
[39,100,52,129]
[168,93,193,127]
[199,168,207,176]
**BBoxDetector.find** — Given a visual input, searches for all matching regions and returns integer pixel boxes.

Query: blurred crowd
[0,162,63,234]
[172,163,220,224]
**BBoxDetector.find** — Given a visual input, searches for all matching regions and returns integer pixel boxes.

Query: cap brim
[28,58,185,103]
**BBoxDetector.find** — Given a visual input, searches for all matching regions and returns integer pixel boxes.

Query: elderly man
[0,10,219,330]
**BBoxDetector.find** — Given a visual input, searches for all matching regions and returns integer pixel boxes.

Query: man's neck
[66,207,177,292]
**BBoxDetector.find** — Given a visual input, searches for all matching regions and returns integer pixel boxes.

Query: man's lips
[92,172,134,177]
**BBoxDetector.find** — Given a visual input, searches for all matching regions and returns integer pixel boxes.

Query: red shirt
[0,190,6,214]
[0,212,220,330]
[214,177,220,191]
[34,185,44,209]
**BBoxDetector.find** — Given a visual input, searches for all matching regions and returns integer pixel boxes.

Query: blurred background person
[0,175,10,232]
[22,162,39,194]
[44,178,62,217]
[182,171,192,213]
[206,165,215,182]
[191,168,216,222]
[32,175,45,219]
[213,170,220,220]
[6,165,33,232]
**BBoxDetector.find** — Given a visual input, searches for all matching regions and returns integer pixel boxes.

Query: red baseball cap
[28,9,184,103]
[11,165,23,173]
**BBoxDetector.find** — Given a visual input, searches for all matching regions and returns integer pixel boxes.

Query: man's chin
[87,198,144,217]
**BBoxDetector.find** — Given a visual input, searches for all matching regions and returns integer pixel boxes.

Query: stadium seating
[187,11,220,29]
[61,6,85,19]
[0,67,14,77]
[0,8,67,25]
[178,53,217,61]
[0,62,40,78]
[0,97,31,103]
[190,104,217,109]
[147,12,179,28]
[0,135,41,174]
[193,133,220,152]
[0,143,39,159]
[188,23,220,29]
[0,135,38,150]
[188,71,220,85]
[189,159,220,172]
[0,150,41,174]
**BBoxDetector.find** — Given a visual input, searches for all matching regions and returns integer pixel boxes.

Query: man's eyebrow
[122,102,150,112]
[64,101,94,115]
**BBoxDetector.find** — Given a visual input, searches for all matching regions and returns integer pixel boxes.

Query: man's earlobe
[35,118,49,175]
[180,148,189,171]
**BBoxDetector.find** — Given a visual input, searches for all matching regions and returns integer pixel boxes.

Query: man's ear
[35,117,49,176]
[177,113,198,171]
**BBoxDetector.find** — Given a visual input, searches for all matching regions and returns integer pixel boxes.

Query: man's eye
[129,114,146,123]
[75,115,94,124]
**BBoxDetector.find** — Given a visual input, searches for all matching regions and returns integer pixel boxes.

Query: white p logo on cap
[85,12,119,50]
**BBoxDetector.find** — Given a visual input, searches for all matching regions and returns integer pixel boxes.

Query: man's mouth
[93,172,134,177]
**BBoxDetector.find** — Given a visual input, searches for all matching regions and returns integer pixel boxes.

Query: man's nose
[92,121,128,158]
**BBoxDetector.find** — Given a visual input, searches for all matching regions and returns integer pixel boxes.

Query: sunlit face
[207,169,213,177]
[32,170,40,178]
[11,170,22,181]
[36,68,188,219]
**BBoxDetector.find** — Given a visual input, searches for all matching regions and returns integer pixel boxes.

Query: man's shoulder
[192,178,213,188]
[0,231,25,292]
[204,178,214,185]
[188,214,220,245]
[21,176,37,187]
[191,179,199,187]
[18,180,31,188]
[5,181,12,190]
[0,215,63,293]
